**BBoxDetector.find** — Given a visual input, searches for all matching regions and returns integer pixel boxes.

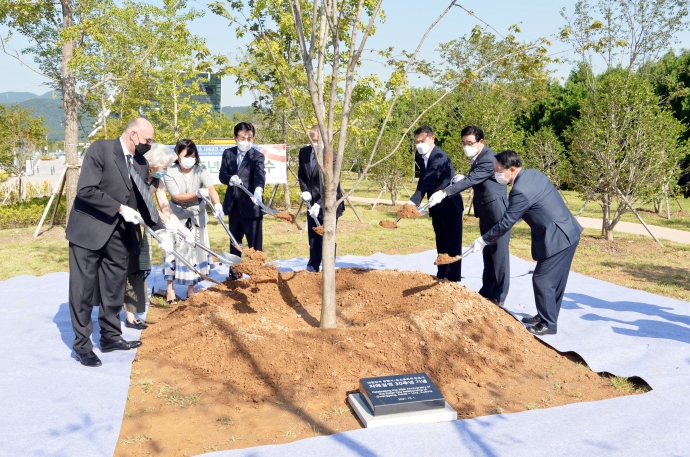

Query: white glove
[252,187,263,205]
[196,188,209,199]
[301,191,312,202]
[405,200,416,207]
[309,202,320,218]
[452,174,465,184]
[179,227,196,246]
[468,236,487,254]
[119,206,140,224]
[164,218,177,234]
[213,202,224,219]
[428,190,446,208]
[229,175,241,186]
[156,231,174,255]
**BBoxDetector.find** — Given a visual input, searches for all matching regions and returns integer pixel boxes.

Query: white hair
[145,143,177,168]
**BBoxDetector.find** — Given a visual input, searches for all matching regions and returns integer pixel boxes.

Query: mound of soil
[117,269,638,456]
[379,219,398,229]
[396,205,423,219]
[273,211,295,223]
[435,253,461,265]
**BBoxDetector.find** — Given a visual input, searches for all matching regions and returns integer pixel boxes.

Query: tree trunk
[390,185,398,206]
[603,192,613,241]
[320,148,337,329]
[283,183,291,209]
[62,0,79,223]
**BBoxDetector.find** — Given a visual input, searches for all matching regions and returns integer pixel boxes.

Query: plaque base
[348,393,457,428]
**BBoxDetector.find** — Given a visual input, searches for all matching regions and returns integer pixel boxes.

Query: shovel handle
[303,199,322,227]
[200,194,244,252]
[234,181,277,215]
[137,216,220,285]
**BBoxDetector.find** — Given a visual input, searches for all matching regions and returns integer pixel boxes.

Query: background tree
[523,126,568,190]
[0,104,49,201]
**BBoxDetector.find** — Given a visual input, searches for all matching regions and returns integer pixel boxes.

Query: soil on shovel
[396,205,423,219]
[116,268,644,456]
[435,253,461,265]
[312,225,324,236]
[274,211,295,223]
[379,219,398,229]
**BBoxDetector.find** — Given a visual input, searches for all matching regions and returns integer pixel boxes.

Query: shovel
[199,194,244,252]
[434,247,476,265]
[301,196,322,227]
[233,181,279,215]
[395,201,431,224]
[172,232,242,266]
[136,215,221,285]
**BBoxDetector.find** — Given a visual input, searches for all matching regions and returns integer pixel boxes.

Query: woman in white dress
[163,138,224,301]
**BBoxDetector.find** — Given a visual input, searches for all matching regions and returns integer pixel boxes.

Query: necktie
[311,151,316,171]
[126,154,159,223]
[237,152,245,168]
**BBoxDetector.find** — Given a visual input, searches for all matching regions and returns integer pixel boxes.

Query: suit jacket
[482,168,583,260]
[219,146,266,219]
[447,145,508,224]
[297,145,345,218]
[410,145,463,217]
[65,139,161,253]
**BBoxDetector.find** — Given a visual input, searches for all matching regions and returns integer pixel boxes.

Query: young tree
[0,104,49,200]
[523,127,567,189]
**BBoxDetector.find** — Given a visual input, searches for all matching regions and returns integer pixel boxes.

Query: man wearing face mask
[466,150,583,335]
[219,122,266,264]
[65,118,170,367]
[297,125,345,272]
[405,125,464,281]
[426,125,510,307]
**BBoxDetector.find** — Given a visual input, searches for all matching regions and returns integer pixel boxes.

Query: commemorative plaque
[358,372,445,416]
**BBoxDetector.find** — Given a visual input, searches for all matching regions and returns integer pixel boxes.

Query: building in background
[191,72,221,114]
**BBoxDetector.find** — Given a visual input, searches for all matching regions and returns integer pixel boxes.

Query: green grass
[2,199,690,301]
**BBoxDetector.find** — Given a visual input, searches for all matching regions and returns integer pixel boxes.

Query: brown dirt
[117,268,639,456]
[234,248,278,284]
[379,220,398,229]
[435,253,461,265]
[313,226,324,236]
[396,205,423,219]
[274,211,295,223]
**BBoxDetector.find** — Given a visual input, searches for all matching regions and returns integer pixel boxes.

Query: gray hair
[145,143,177,168]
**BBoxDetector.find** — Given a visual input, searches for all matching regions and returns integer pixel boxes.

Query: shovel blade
[219,252,242,265]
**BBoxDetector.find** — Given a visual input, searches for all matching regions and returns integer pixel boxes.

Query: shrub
[0,196,66,229]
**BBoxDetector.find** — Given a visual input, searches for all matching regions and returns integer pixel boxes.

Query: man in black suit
[219,122,266,258]
[66,118,169,367]
[406,126,464,281]
[297,126,345,272]
[427,126,510,306]
[467,150,583,335]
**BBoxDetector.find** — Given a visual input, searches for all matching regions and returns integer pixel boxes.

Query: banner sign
[167,144,288,185]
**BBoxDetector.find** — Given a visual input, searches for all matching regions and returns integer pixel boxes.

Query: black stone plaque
[359,372,445,416]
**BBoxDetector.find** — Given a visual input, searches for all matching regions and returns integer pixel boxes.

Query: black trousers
[68,224,129,354]
[532,239,579,329]
[479,219,511,303]
[431,211,463,281]
[306,215,339,271]
[228,206,263,257]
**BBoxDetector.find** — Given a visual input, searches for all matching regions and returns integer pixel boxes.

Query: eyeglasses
[462,140,479,147]
[135,132,154,145]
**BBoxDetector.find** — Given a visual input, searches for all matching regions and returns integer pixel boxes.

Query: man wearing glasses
[219,122,266,274]
[65,118,168,367]
[426,125,511,307]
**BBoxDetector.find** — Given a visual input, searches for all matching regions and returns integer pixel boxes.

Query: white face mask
[180,157,196,169]
[463,145,478,158]
[311,143,320,151]
[495,170,510,185]
[415,142,431,156]
[237,141,252,152]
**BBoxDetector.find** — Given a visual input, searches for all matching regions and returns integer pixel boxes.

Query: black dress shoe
[100,339,143,353]
[306,265,318,273]
[522,314,541,324]
[124,318,148,330]
[75,351,102,367]
[527,322,557,335]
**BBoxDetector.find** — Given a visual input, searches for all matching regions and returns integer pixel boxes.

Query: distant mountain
[222,106,250,119]
[0,92,42,104]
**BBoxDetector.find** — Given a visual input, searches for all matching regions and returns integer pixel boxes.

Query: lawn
[2,201,690,302]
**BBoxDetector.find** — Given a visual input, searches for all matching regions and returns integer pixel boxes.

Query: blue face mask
[151,170,167,179]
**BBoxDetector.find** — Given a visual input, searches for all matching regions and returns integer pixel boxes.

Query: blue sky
[0,0,685,106]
